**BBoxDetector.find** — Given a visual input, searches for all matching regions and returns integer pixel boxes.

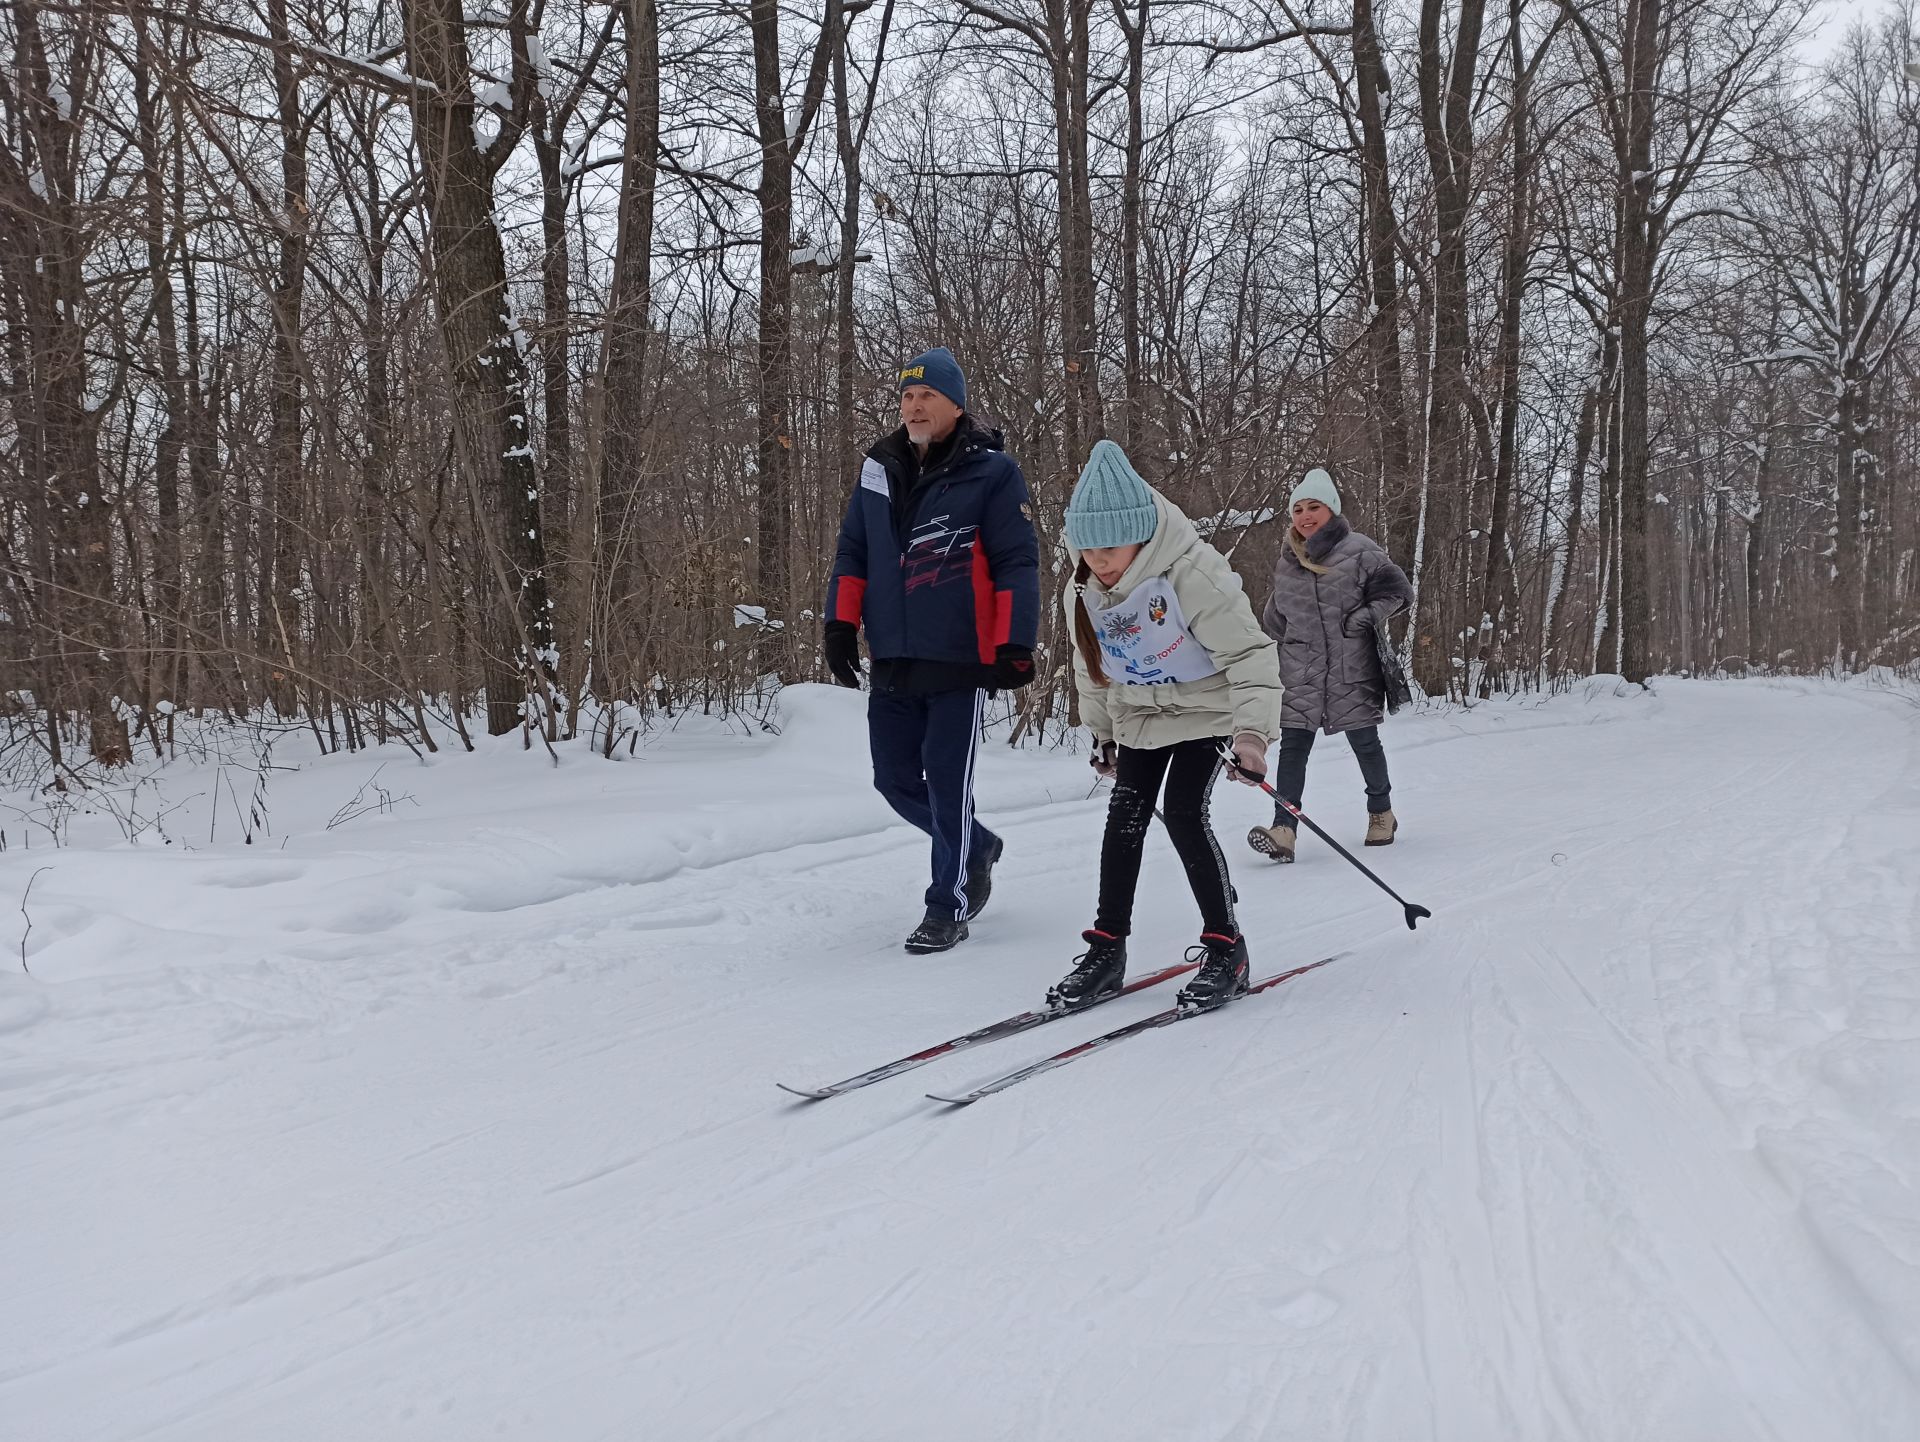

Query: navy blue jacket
[826,418,1040,677]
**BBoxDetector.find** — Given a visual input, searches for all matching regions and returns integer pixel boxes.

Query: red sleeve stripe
[971,547,996,663]
[834,576,867,625]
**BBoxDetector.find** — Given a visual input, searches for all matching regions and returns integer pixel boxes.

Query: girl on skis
[1049,441,1283,1013]
[1247,468,1415,864]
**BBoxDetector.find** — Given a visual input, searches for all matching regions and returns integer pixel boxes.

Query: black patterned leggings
[1095,736,1237,939]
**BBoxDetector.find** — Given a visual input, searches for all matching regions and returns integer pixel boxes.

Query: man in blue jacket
[823,348,1041,953]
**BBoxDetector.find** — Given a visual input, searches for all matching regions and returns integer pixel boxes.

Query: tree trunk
[264,0,308,717]
[1048,0,1100,464]
[533,103,574,706]
[1115,0,1148,448]
[1413,0,1487,694]
[1476,0,1530,697]
[1354,0,1413,568]
[404,0,555,734]
[597,0,661,707]
[832,9,859,466]
[1614,0,1661,684]
[1546,344,1612,669]
[1747,444,1771,667]
[832,0,895,456]
[131,22,185,703]
[1835,355,1865,666]
[8,2,127,765]
[1596,385,1622,674]
[751,0,795,635]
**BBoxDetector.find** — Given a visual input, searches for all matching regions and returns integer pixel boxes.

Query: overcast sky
[1800,0,1883,65]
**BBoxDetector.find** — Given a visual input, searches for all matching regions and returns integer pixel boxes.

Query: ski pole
[1217,743,1432,930]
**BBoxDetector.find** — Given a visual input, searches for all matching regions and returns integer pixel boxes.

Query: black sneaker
[1046,930,1128,1010]
[963,834,1005,921]
[1176,932,1250,1010]
[904,909,969,954]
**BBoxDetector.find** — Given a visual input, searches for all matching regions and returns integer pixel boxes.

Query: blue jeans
[868,688,998,919]
[1272,725,1393,821]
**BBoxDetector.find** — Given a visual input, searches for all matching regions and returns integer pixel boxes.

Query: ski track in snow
[3,679,1918,1440]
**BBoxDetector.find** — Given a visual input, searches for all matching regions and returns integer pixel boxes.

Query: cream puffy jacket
[1066,489,1283,750]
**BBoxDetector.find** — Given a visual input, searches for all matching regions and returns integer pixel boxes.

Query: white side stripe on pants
[950,687,984,921]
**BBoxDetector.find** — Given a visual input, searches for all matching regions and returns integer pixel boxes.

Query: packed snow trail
[3,679,1918,1440]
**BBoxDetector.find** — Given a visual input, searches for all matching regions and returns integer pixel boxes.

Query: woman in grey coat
[1248,469,1415,863]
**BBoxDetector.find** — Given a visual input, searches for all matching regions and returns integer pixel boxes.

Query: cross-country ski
[927,954,1346,1105]
[776,957,1200,1099]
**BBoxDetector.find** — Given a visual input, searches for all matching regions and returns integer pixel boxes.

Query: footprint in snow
[1266,1288,1341,1329]
[199,864,306,889]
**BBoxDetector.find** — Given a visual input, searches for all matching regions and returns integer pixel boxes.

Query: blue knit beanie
[1065,440,1159,551]
[898,347,966,409]
[1289,467,1343,516]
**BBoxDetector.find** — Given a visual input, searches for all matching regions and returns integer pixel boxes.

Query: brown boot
[1247,822,1296,863]
[1365,810,1397,846]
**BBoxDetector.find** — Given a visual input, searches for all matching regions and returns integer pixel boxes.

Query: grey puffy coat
[1259,517,1414,734]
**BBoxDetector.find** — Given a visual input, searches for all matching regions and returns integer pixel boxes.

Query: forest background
[5,0,1918,777]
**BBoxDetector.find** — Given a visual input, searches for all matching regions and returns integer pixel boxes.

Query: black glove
[823,621,862,689]
[1089,740,1118,778]
[990,644,1036,690]
[1342,608,1374,639]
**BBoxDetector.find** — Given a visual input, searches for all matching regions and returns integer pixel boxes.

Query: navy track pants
[868,688,999,920]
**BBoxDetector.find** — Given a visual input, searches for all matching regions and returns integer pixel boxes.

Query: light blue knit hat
[1289,467,1343,516]
[1065,440,1158,551]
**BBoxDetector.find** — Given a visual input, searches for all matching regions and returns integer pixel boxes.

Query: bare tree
[404,0,556,734]
[3,0,1917,780]
[1559,0,1805,681]
[2,0,129,766]
[1730,17,1920,663]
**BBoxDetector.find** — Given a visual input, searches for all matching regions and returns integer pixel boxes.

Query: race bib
[859,457,890,497]
[1092,577,1219,685]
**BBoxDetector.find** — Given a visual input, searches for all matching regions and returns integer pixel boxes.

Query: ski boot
[1365,810,1398,846]
[1247,822,1296,863]
[1176,932,1250,1011]
[1046,930,1128,1010]
[963,834,1005,921]
[904,908,969,955]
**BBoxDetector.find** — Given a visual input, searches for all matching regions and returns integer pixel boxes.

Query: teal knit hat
[1065,440,1158,551]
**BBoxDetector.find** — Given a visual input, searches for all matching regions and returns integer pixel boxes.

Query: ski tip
[1404,903,1432,930]
[776,1082,833,1101]
[925,1092,977,1106]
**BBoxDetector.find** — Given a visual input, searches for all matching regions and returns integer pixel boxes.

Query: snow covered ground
[4,677,1918,1441]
